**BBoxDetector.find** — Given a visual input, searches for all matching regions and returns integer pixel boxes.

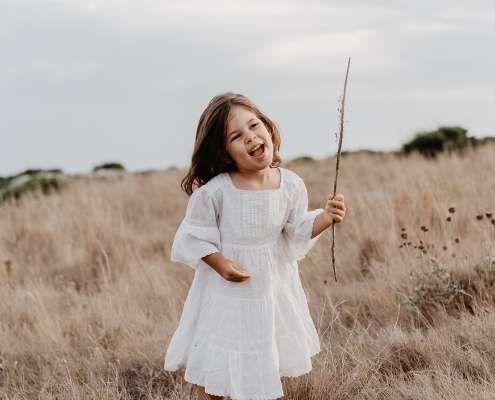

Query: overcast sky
[1,0,494,176]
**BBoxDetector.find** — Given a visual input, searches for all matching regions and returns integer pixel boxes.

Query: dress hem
[164,348,320,400]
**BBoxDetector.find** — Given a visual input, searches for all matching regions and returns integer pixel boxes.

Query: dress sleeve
[171,188,221,269]
[282,178,323,261]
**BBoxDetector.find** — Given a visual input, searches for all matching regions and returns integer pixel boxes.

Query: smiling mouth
[249,143,265,158]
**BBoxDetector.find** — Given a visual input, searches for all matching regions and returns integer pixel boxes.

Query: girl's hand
[323,194,346,224]
[202,253,251,282]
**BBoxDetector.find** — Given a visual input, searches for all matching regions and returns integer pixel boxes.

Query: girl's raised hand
[324,194,346,224]
[202,253,251,282]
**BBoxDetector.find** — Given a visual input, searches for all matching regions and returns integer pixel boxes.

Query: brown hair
[181,93,282,195]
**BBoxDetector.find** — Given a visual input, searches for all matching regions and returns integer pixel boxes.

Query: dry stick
[132,250,157,297]
[331,57,351,282]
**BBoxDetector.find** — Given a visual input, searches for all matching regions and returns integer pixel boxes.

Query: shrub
[290,156,315,163]
[0,171,67,202]
[93,163,125,172]
[403,126,476,157]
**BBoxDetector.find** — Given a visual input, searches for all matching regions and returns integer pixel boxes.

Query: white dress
[164,168,323,400]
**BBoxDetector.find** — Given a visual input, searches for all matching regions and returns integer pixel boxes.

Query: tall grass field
[1,145,495,399]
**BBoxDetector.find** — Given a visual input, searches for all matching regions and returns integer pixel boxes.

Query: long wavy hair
[181,93,282,195]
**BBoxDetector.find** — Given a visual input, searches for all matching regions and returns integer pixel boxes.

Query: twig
[132,250,157,297]
[331,57,351,282]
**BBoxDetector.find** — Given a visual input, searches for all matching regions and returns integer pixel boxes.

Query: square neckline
[226,168,283,193]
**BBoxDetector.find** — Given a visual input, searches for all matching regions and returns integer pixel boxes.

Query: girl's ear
[225,154,232,164]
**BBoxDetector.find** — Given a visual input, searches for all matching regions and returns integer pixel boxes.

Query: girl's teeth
[251,144,264,157]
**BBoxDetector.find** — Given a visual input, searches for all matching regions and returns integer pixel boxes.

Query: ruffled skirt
[164,238,320,400]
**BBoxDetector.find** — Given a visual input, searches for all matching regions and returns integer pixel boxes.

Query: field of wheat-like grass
[1,145,495,399]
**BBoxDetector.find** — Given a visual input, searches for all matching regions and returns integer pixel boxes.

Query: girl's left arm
[311,194,345,239]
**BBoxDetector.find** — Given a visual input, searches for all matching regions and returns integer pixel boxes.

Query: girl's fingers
[331,200,346,209]
[327,194,344,202]
[230,267,251,279]
[327,207,345,216]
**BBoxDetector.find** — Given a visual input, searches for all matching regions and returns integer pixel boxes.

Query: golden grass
[1,145,495,399]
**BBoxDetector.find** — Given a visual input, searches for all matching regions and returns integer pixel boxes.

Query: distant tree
[403,126,478,157]
[290,156,315,163]
[93,162,125,172]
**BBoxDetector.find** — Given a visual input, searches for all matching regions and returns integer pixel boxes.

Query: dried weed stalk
[331,57,351,282]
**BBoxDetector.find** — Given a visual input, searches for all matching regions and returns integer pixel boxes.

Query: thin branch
[331,57,351,283]
[132,250,157,297]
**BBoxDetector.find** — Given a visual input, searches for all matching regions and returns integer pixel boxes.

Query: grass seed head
[443,246,448,251]
[487,213,493,218]
[448,207,456,214]
[5,260,12,276]
[446,217,452,222]
[401,227,406,231]
[491,219,495,225]
[476,215,483,221]
[455,238,460,243]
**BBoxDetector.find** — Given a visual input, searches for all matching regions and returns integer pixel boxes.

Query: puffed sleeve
[171,188,221,269]
[282,178,324,261]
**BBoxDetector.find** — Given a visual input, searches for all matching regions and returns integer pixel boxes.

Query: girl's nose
[245,133,257,142]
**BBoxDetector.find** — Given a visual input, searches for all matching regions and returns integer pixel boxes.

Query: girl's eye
[231,134,240,142]
[250,123,258,129]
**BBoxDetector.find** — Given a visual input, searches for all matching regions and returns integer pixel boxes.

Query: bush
[403,126,476,157]
[0,171,67,202]
[290,156,315,163]
[93,163,125,172]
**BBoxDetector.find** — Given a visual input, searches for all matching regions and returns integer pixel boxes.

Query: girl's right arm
[202,253,251,282]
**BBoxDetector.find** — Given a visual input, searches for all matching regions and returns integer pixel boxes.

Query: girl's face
[225,107,274,172]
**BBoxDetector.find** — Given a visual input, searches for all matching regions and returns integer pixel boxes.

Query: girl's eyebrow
[228,118,256,137]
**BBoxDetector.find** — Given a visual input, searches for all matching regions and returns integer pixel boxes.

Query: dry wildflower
[446,217,452,222]
[421,225,428,232]
[401,227,406,231]
[401,233,408,239]
[330,57,351,283]
[487,213,493,218]
[448,207,456,214]
[422,250,427,254]
[443,246,448,251]
[408,241,412,245]
[455,238,460,243]
[418,245,424,250]
[452,253,456,258]
[492,219,495,225]
[5,260,12,276]
[476,215,483,221]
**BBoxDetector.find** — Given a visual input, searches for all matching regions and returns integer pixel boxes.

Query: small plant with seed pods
[405,258,468,307]
[400,206,495,313]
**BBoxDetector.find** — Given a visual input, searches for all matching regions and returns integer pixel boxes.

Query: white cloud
[245,30,391,74]
[402,20,467,34]
[34,59,101,82]
[406,85,495,103]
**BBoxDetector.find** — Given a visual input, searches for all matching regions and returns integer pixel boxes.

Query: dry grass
[1,145,495,399]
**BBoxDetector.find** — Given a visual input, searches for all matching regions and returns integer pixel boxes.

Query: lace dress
[164,168,323,400]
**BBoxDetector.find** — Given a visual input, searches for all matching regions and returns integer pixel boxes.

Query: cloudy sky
[1,0,494,175]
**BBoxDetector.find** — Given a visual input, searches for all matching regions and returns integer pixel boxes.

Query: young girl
[164,93,346,400]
